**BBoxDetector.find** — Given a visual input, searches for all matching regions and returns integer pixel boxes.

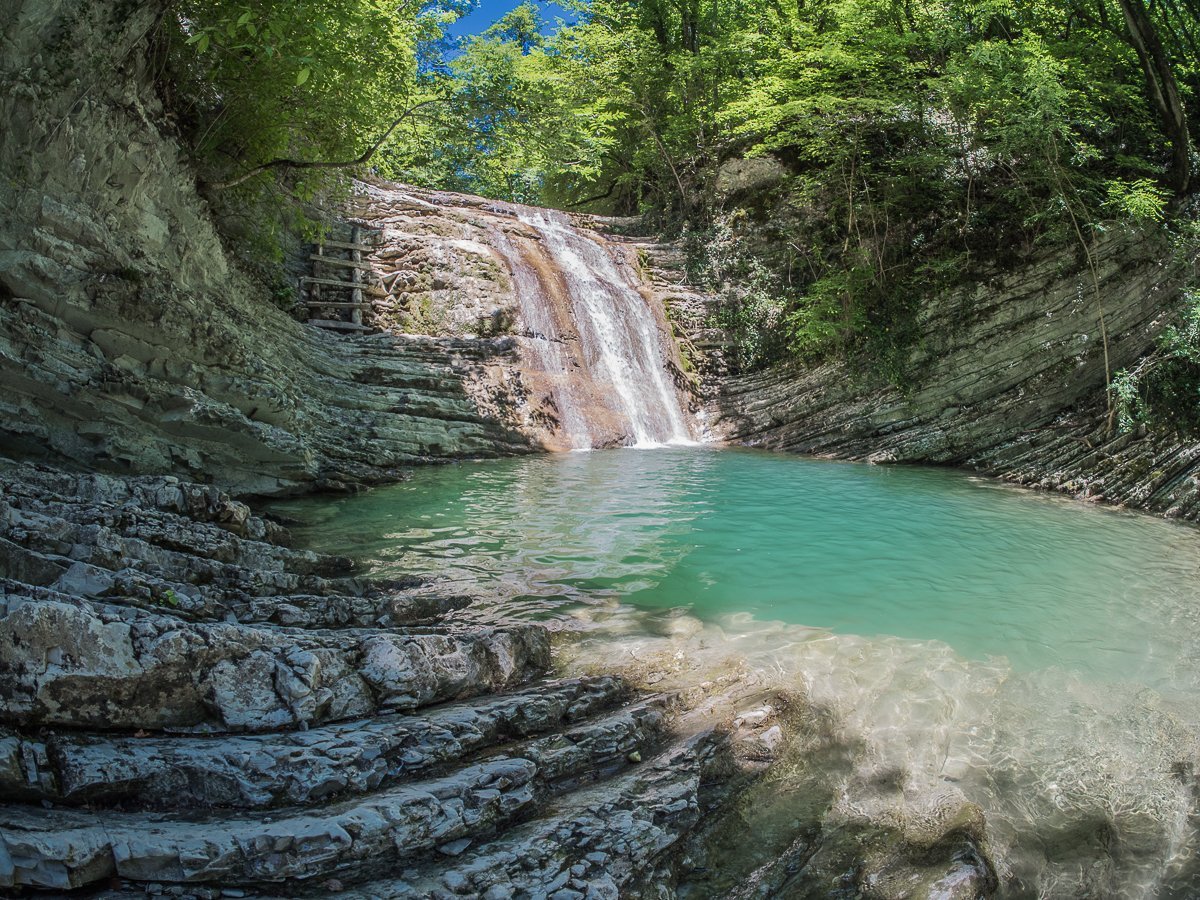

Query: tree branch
[565,181,619,208]
[208,97,448,190]
[1117,0,1193,194]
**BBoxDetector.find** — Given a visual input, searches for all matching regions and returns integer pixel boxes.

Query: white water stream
[514,208,694,449]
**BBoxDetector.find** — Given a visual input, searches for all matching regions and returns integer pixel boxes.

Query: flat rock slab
[0,676,630,808]
[0,756,540,890]
[0,592,549,731]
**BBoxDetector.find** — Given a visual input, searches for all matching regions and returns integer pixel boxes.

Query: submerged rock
[0,459,1011,897]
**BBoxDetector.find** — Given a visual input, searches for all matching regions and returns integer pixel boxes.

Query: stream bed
[274,448,1200,897]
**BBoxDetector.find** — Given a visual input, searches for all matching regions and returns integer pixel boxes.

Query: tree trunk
[1117,0,1193,194]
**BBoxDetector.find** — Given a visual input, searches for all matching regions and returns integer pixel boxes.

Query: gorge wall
[0,1,695,493]
[640,225,1200,521]
[0,1,536,496]
[2,0,1197,518]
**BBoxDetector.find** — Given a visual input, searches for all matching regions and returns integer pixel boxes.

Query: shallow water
[274,448,1200,896]
[279,448,1200,685]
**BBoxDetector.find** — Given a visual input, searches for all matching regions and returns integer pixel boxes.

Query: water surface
[275,448,1200,896]
[277,447,1200,686]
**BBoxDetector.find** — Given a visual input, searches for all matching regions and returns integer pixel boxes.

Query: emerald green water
[277,447,1200,686]
[274,447,1200,893]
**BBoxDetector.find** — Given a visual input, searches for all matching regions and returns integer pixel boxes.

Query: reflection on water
[277,447,1200,684]
[273,448,1200,897]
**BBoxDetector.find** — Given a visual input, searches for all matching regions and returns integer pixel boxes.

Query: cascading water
[353,182,695,451]
[513,207,694,449]
[488,226,597,449]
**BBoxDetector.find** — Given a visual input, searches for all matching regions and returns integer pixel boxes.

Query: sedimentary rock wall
[346,180,695,450]
[0,1,533,495]
[644,228,1200,519]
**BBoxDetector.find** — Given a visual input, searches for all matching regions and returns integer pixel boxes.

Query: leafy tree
[377,3,630,204]
[167,0,429,187]
[161,0,1198,384]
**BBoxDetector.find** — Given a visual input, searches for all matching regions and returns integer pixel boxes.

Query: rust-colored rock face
[350,181,696,451]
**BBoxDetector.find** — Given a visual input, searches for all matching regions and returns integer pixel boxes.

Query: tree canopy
[164,0,1199,371]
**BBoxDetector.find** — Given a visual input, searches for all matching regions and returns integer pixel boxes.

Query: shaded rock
[335,740,713,899]
[0,756,542,889]
[0,677,636,809]
[0,592,547,731]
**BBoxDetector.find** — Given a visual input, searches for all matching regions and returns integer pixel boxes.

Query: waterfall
[489,226,597,449]
[513,208,694,449]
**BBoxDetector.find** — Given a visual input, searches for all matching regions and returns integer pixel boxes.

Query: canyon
[2,1,1200,898]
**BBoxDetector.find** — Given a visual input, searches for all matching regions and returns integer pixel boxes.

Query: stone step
[0,592,549,732]
[1,676,633,809]
[3,561,472,629]
[309,318,373,332]
[646,256,687,271]
[521,693,674,787]
[0,755,539,891]
[330,737,716,899]
[0,494,311,570]
[1,500,348,590]
[224,584,475,629]
[0,467,277,539]
[0,697,676,891]
[0,517,379,629]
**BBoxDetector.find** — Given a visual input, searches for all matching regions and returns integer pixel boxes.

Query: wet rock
[0,592,547,731]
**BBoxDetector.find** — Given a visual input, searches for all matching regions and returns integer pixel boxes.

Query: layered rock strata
[0,461,1004,898]
[340,180,695,450]
[0,461,794,897]
[636,229,1200,520]
[0,2,535,495]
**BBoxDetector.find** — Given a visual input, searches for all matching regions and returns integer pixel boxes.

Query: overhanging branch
[209,97,448,190]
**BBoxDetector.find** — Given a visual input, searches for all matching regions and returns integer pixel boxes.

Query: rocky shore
[0,459,817,897]
[632,230,1200,522]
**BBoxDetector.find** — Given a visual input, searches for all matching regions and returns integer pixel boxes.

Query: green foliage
[163,0,428,261]
[155,588,183,609]
[685,223,789,370]
[378,2,631,204]
[1115,289,1200,436]
[159,0,1197,394]
[168,1,423,174]
[1105,179,1172,222]
[785,274,856,361]
[387,0,1191,385]
[382,0,1197,380]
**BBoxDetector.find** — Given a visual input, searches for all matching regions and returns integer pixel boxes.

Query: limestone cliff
[637,227,1200,520]
[0,1,534,495]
